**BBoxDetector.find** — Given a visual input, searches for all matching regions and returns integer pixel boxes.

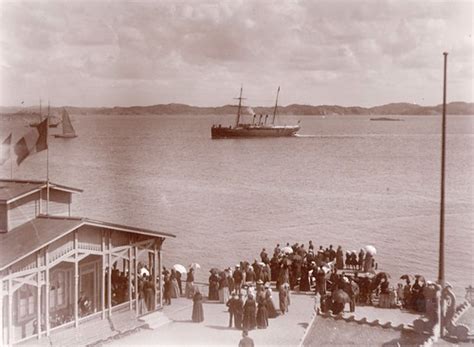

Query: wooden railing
[49,242,74,264]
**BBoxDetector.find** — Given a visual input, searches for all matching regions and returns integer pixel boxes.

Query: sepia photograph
[0,0,473,346]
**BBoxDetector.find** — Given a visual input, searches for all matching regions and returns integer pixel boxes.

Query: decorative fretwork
[11,273,42,293]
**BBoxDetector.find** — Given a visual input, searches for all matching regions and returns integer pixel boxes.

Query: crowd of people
[175,241,436,324]
[149,239,438,336]
[170,241,377,329]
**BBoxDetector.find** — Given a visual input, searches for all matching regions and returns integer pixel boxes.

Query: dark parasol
[331,289,351,304]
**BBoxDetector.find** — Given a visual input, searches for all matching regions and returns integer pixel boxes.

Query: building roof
[0,215,176,271]
[0,179,83,203]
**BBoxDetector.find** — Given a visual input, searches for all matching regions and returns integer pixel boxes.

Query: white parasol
[365,245,377,256]
[139,267,150,277]
[281,246,293,254]
[173,264,187,274]
[189,263,201,271]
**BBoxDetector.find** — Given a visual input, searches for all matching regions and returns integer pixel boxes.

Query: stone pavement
[107,292,315,346]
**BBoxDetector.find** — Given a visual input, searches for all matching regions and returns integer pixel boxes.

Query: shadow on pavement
[170,319,195,323]
[205,325,237,331]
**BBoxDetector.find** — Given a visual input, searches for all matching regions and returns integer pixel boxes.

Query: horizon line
[1,100,472,110]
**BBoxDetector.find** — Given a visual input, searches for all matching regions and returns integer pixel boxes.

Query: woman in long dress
[256,290,268,329]
[264,284,278,318]
[218,272,230,303]
[279,284,288,314]
[144,276,155,311]
[242,294,257,331]
[208,272,219,300]
[185,268,195,299]
[163,274,172,305]
[192,287,204,322]
[170,270,180,298]
[299,264,311,292]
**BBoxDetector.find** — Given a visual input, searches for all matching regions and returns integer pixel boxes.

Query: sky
[0,0,472,108]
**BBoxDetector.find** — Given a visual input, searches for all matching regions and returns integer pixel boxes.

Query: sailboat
[211,87,300,139]
[30,100,60,128]
[54,108,77,138]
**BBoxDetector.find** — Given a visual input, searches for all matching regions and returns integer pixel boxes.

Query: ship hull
[211,125,300,139]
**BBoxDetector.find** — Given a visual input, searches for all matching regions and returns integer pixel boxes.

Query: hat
[235,264,240,268]
[256,279,264,285]
[264,283,270,288]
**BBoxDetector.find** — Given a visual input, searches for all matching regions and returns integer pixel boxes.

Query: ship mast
[234,86,245,127]
[272,86,280,125]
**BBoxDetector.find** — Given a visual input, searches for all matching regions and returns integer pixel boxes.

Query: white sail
[55,108,77,138]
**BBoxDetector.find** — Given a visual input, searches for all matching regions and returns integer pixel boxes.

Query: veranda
[0,216,173,345]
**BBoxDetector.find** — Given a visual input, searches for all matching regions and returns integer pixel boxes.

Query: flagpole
[438,52,448,338]
[46,101,50,215]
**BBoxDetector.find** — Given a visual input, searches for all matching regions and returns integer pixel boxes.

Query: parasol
[293,254,303,262]
[321,264,331,274]
[173,264,187,275]
[189,263,201,271]
[331,289,351,304]
[365,245,377,256]
[281,246,293,254]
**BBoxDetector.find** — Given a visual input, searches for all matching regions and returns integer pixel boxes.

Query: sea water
[1,114,472,296]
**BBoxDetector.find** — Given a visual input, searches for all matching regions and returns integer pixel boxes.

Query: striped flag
[0,133,12,165]
[14,118,48,165]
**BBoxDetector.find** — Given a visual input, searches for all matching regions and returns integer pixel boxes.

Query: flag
[14,118,48,165]
[0,133,12,165]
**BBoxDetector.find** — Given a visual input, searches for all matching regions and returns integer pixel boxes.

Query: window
[50,270,67,311]
[17,285,36,321]
[57,272,65,306]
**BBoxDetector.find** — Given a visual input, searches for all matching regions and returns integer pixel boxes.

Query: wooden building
[0,179,175,345]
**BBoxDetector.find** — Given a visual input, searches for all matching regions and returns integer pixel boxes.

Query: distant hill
[1,101,473,116]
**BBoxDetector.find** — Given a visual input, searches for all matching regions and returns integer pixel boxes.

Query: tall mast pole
[235,86,244,127]
[272,86,280,125]
[39,99,42,122]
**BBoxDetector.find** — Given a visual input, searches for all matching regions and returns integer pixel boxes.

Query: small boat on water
[211,87,300,139]
[54,108,77,138]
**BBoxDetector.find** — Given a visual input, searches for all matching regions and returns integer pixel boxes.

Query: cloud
[0,0,472,107]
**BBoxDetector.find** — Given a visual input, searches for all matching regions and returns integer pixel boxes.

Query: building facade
[0,179,175,345]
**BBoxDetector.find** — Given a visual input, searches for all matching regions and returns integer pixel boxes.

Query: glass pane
[19,298,27,318]
[49,289,56,308]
